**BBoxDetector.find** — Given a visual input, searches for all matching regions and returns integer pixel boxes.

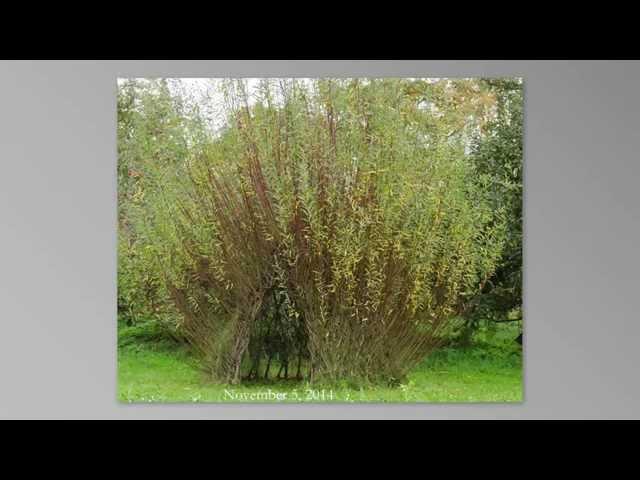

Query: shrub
[136,79,506,384]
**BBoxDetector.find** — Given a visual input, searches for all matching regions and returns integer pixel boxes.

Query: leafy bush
[129,79,507,385]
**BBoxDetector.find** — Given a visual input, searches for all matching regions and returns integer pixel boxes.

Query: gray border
[1,60,638,419]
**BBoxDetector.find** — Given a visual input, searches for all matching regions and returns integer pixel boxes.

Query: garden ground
[118,321,523,403]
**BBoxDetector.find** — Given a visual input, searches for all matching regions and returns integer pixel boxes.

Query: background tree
[117,79,207,326]
[458,78,523,343]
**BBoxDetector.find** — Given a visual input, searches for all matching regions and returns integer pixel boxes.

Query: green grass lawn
[118,322,523,403]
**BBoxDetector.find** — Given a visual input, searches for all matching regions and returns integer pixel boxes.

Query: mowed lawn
[118,323,523,403]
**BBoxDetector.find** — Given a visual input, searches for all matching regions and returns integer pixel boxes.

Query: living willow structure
[136,79,506,385]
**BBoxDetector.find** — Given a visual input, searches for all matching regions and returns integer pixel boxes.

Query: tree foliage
[117,79,207,326]
[461,78,523,335]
